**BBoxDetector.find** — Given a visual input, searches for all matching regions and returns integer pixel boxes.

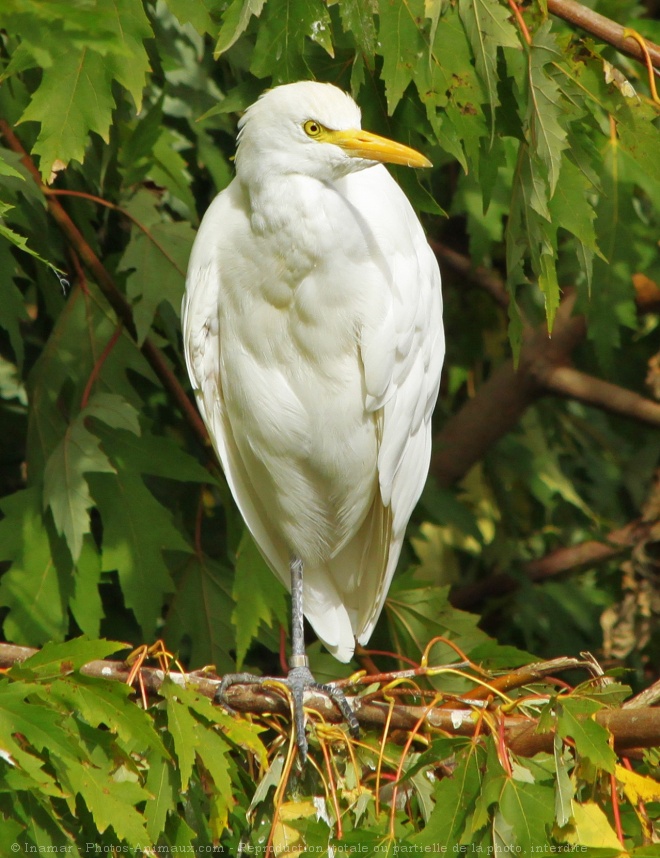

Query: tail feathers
[302,562,356,662]
[302,494,396,663]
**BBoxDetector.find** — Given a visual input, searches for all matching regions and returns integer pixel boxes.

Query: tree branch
[0,644,658,756]
[450,518,654,610]
[547,0,660,71]
[432,252,660,488]
[541,365,660,427]
[431,293,587,486]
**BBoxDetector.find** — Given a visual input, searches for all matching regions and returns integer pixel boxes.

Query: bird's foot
[215,663,359,763]
[287,661,360,761]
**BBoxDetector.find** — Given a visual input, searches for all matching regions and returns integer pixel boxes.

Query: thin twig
[508,0,532,46]
[44,188,187,276]
[547,0,660,71]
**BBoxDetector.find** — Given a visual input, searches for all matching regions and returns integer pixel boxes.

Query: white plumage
[183,81,444,664]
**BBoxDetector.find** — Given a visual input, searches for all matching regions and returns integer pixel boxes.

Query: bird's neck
[241,172,330,238]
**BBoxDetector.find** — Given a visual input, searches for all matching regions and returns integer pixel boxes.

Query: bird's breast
[228,177,381,366]
[215,177,386,560]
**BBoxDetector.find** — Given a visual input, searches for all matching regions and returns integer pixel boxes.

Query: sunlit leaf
[19,47,117,179]
[557,699,617,773]
[559,801,624,850]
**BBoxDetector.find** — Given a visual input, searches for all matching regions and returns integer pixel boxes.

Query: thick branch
[0,119,211,458]
[0,645,658,756]
[431,294,587,487]
[432,258,660,488]
[542,365,660,427]
[450,518,653,610]
[547,0,660,70]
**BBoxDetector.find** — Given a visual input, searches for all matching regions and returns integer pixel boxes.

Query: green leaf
[160,676,250,813]
[410,744,485,846]
[165,551,236,674]
[0,817,25,855]
[554,733,574,827]
[191,722,233,834]
[42,415,114,562]
[161,679,199,793]
[557,699,617,772]
[19,46,117,179]
[69,536,105,638]
[618,100,660,185]
[467,642,537,670]
[10,636,124,679]
[214,0,266,56]
[0,209,58,269]
[331,0,376,58]
[525,22,569,196]
[587,135,640,372]
[54,673,168,754]
[377,0,427,113]
[95,0,152,111]
[420,6,488,171]
[471,738,506,832]
[90,469,186,638]
[458,0,519,123]
[232,530,289,669]
[164,0,216,33]
[250,0,334,83]
[549,155,600,256]
[0,488,71,645]
[42,393,140,562]
[506,141,563,332]
[0,680,83,764]
[92,421,212,484]
[499,778,555,852]
[119,216,195,344]
[572,680,632,708]
[144,750,178,843]
[25,284,154,475]
[386,571,490,677]
[84,391,142,435]
[149,130,198,217]
[53,753,150,845]
[180,684,267,766]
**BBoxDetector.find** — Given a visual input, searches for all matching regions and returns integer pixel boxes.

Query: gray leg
[215,554,359,764]
[289,555,306,663]
[287,555,359,761]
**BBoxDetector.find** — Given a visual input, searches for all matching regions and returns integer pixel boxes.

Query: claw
[214,667,359,763]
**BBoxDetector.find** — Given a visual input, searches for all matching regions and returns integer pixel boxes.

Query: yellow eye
[303,120,323,138]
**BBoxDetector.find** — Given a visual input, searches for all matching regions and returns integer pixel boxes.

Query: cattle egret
[183,81,444,758]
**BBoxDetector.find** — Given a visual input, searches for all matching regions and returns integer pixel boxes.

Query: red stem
[80,324,123,409]
[610,772,624,845]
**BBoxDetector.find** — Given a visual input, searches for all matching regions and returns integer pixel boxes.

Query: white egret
[183,81,444,757]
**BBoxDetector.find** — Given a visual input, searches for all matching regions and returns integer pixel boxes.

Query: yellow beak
[325,128,432,169]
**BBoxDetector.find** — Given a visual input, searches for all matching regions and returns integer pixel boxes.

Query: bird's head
[234,81,431,184]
